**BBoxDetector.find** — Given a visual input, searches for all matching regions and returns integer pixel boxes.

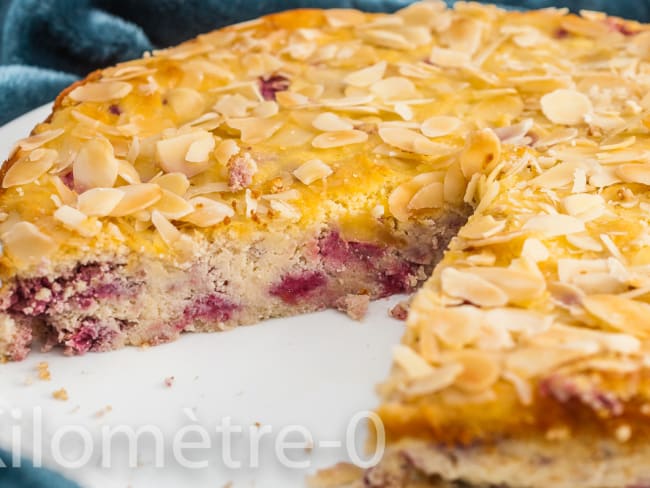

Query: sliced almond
[393,344,435,379]
[378,127,447,156]
[324,8,366,27]
[185,133,216,163]
[429,305,482,349]
[370,76,416,100]
[152,189,194,219]
[617,164,650,186]
[343,61,387,87]
[448,350,500,393]
[166,88,205,121]
[312,130,368,149]
[77,188,124,216]
[214,94,255,118]
[440,267,508,307]
[443,163,466,205]
[227,117,283,144]
[2,149,57,188]
[421,116,461,138]
[399,363,464,398]
[69,81,132,103]
[407,182,444,210]
[293,159,333,185]
[562,193,605,221]
[215,139,240,166]
[521,237,550,262]
[582,294,650,337]
[1,222,56,263]
[522,214,585,237]
[429,46,471,68]
[109,183,162,217]
[183,197,234,227]
[16,128,64,151]
[73,139,119,190]
[151,210,181,246]
[459,128,501,179]
[467,266,546,304]
[117,159,141,184]
[312,112,353,132]
[149,172,190,195]
[53,205,101,237]
[540,89,592,125]
[388,172,443,222]
[156,130,211,177]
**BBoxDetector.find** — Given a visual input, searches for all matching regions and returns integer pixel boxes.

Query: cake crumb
[335,294,370,321]
[53,388,68,401]
[389,300,410,321]
[164,376,175,388]
[37,362,51,381]
[95,405,113,418]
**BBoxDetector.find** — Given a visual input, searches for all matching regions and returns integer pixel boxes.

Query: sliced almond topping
[214,94,255,118]
[150,172,190,195]
[343,61,387,87]
[253,100,279,118]
[443,163,466,205]
[617,164,650,186]
[388,172,443,222]
[156,130,212,177]
[566,233,604,252]
[421,116,462,138]
[312,112,353,132]
[16,128,64,151]
[73,139,119,190]
[109,184,162,217]
[459,215,506,240]
[152,189,194,220]
[359,29,412,50]
[227,117,283,144]
[392,344,435,379]
[54,205,101,237]
[215,139,240,166]
[562,193,605,221]
[467,266,546,304]
[117,159,141,185]
[407,182,444,210]
[185,133,216,163]
[293,159,333,185]
[183,197,234,227]
[430,305,481,349]
[459,128,501,179]
[69,81,132,103]
[166,88,205,121]
[378,127,446,155]
[531,161,583,189]
[440,267,509,307]
[399,363,464,398]
[77,188,124,216]
[429,46,471,68]
[522,214,585,237]
[312,130,368,149]
[370,76,416,100]
[582,295,650,337]
[268,199,301,221]
[540,89,592,125]
[448,350,500,393]
[521,237,550,262]
[324,8,366,27]
[2,149,57,188]
[1,222,56,263]
[443,17,483,55]
[151,210,181,247]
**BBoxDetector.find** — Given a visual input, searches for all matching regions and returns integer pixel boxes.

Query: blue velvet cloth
[0,0,647,486]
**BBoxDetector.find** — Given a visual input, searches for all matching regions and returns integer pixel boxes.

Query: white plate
[0,105,404,488]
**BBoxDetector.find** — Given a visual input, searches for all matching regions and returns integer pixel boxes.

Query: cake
[2,1,650,486]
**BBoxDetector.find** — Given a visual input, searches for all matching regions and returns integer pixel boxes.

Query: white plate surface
[0,105,405,488]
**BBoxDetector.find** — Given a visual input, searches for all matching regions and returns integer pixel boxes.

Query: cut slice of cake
[0,4,477,360]
[362,3,650,488]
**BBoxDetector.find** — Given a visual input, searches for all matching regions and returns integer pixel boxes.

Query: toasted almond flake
[428,305,481,349]
[566,233,603,251]
[582,294,650,337]
[377,127,448,156]
[393,345,434,378]
[370,76,416,100]
[312,112,353,132]
[117,159,141,185]
[312,130,367,149]
[522,214,585,237]
[344,61,387,87]
[156,130,212,177]
[359,29,412,50]
[293,159,333,185]
[467,266,546,304]
[183,197,234,226]
[502,370,532,405]
[562,193,606,221]
[540,89,592,125]
[2,149,57,188]
[73,139,119,190]
[388,172,443,222]
[440,267,508,307]
[268,199,301,221]
[399,363,464,397]
[521,237,550,262]
[617,164,650,186]
[227,117,283,144]
[150,172,190,195]
[448,350,500,393]
[214,139,240,166]
[214,94,255,118]
[151,210,181,246]
[16,128,65,151]
[54,205,100,237]
[459,128,501,178]
[324,8,366,27]
[262,189,299,201]
[77,188,124,216]
[443,163,466,205]
[185,134,216,163]
[184,182,230,199]
[443,17,483,55]
[429,46,471,68]
[421,116,461,138]
[407,182,444,210]
[459,215,506,240]
[152,189,194,219]
[253,100,279,118]
[1,222,56,263]
[166,88,204,121]
[109,184,162,217]
[69,81,132,103]
[534,128,578,148]
[493,119,534,145]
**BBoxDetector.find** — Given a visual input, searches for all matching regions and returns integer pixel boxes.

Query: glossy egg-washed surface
[2,0,650,449]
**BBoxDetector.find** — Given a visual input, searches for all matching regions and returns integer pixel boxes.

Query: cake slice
[0,4,477,360]
[363,4,650,488]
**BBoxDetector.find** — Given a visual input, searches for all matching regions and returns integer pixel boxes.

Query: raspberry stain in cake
[270,271,327,304]
[259,74,290,101]
[183,293,238,324]
[65,318,119,354]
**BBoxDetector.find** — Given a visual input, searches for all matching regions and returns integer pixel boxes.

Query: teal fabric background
[0,0,647,486]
